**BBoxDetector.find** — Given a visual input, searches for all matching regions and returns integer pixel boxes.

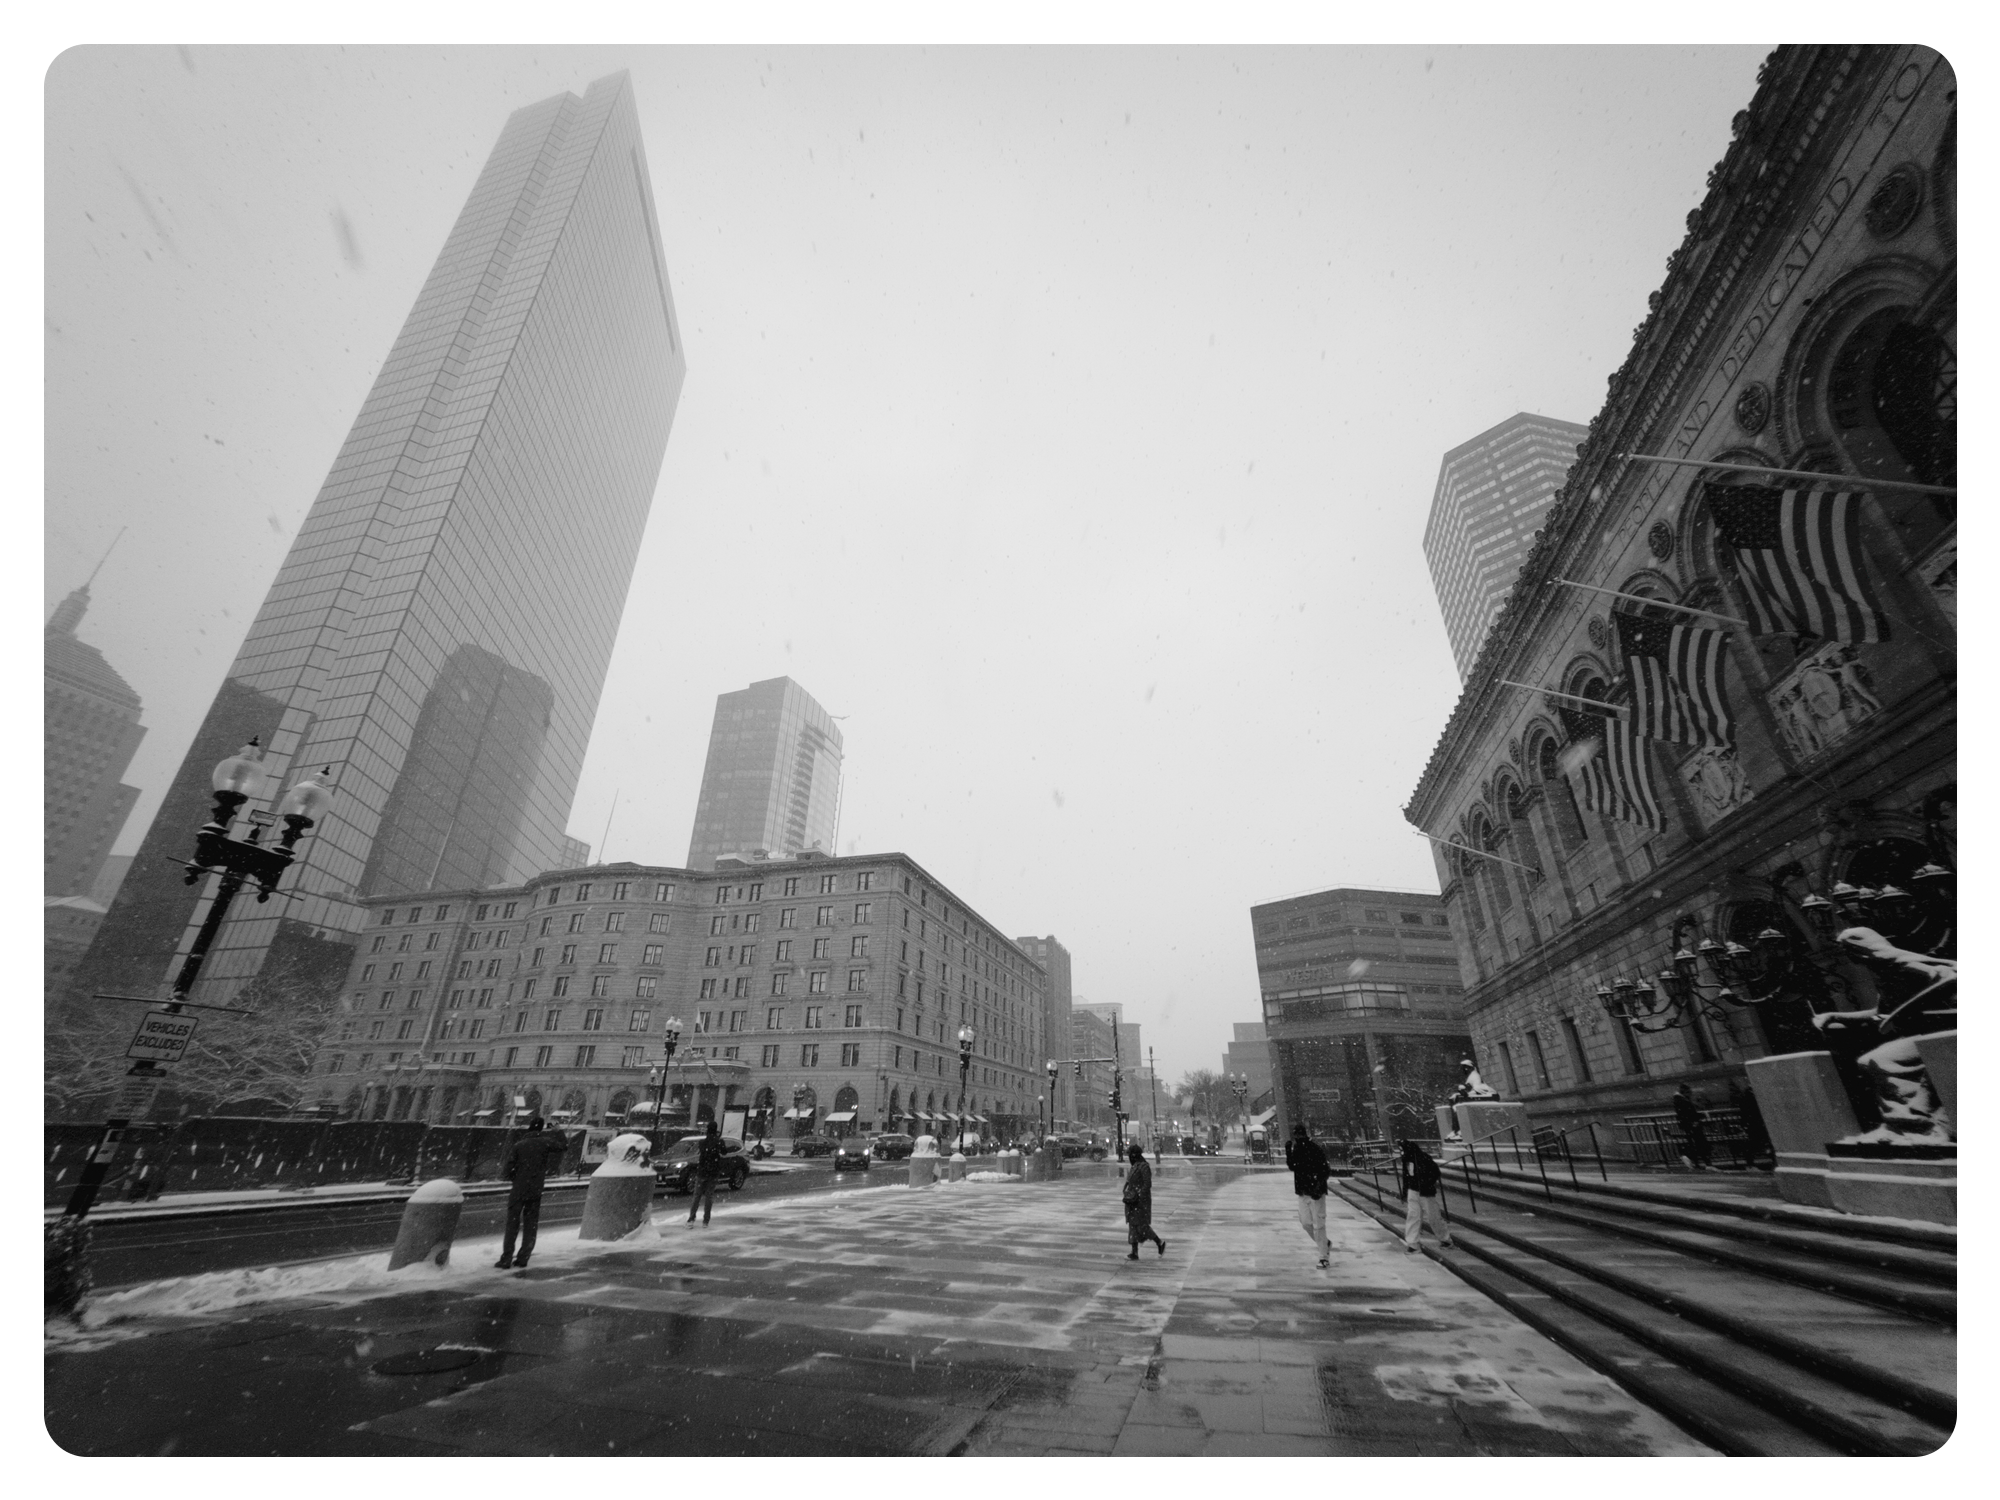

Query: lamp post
[1045,1059,1059,1143]
[792,1082,808,1141]
[956,1026,976,1150]
[51,743,329,1303]
[647,1016,682,1153]
[1230,1073,1250,1159]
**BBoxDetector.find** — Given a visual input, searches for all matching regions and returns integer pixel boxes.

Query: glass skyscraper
[75,73,685,1009]
[1422,412,1589,680]
[686,678,844,870]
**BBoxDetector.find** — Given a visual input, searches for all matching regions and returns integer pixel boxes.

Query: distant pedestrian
[1284,1122,1332,1267]
[687,1119,723,1226]
[1122,1142,1167,1259]
[1398,1139,1454,1253]
[1673,1084,1712,1170]
[498,1117,567,1269]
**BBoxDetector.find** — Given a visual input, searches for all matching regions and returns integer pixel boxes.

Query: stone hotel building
[310,852,1051,1140]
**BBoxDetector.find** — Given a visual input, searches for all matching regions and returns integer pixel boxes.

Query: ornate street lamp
[957,1026,976,1150]
[1045,1058,1059,1141]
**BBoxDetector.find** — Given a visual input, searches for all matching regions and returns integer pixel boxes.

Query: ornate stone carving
[1864,164,1924,240]
[1587,615,1609,650]
[1768,642,1884,761]
[1734,381,1770,434]
[1681,746,1753,829]
[1507,738,1522,768]
[1919,536,1955,628]
[1647,520,1676,561]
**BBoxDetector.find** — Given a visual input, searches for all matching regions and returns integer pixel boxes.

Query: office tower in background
[1015,935,1074,1126]
[45,580,145,899]
[74,73,686,1010]
[1422,412,1589,679]
[686,677,844,870]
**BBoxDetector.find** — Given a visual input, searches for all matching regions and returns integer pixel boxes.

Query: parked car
[653,1135,750,1194]
[833,1141,872,1172]
[747,1137,777,1159]
[1176,1136,1211,1157]
[790,1135,837,1158]
[1055,1134,1109,1162]
[870,1133,916,1160]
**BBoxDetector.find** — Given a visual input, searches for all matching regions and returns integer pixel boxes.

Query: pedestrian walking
[497,1116,568,1269]
[1398,1139,1454,1253]
[1729,1078,1773,1168]
[1284,1122,1332,1267]
[1673,1083,1713,1169]
[687,1119,723,1226]
[1121,1142,1167,1259]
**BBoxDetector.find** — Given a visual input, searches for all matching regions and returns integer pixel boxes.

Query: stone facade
[309,852,1051,1142]
[1403,47,1955,1157]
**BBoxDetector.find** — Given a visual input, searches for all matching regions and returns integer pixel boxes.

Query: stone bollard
[578,1133,656,1242]
[1021,1149,1046,1183]
[908,1154,938,1188]
[947,1152,967,1183]
[1007,1150,1024,1177]
[387,1178,464,1270]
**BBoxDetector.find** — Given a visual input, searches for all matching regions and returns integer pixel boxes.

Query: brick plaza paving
[45,1166,1711,1456]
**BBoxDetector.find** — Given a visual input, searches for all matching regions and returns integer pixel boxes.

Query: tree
[1176,1069,1232,1125]
[45,952,343,1120]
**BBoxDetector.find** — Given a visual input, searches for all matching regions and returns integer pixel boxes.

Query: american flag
[1614,610,1734,748]
[1704,482,1891,643]
[1557,705,1663,833]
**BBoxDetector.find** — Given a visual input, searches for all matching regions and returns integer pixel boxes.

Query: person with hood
[497,1116,568,1269]
[1121,1141,1167,1259]
[687,1118,724,1226]
[1398,1138,1454,1253]
[1284,1121,1332,1268]
[1673,1083,1713,1170]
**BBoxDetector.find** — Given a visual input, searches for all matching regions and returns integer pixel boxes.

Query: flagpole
[1494,678,1629,715]
[1553,578,1747,627]
[1413,830,1541,875]
[1613,451,1956,497]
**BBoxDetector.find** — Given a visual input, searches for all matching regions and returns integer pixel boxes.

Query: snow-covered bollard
[578,1133,656,1242]
[1000,1149,1020,1178]
[387,1179,464,1270]
[947,1151,967,1183]
[908,1154,937,1188]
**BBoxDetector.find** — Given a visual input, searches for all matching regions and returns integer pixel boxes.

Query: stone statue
[1444,1057,1497,1138]
[1813,928,1957,1144]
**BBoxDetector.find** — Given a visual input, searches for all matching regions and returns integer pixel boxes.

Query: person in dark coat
[1122,1141,1167,1259]
[1729,1078,1773,1169]
[1673,1084,1713,1169]
[687,1119,723,1226]
[1398,1139,1454,1253]
[498,1117,567,1269]
[1284,1122,1333,1267]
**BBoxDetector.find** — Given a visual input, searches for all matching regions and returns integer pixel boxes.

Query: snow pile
[595,1133,657,1175]
[963,1171,1017,1183]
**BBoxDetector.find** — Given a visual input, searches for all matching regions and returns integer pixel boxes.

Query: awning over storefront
[783,1107,817,1120]
[825,1111,857,1123]
[627,1100,665,1115]
[470,1109,497,1118]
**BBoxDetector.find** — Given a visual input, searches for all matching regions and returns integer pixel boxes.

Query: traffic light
[1074,1061,1083,1079]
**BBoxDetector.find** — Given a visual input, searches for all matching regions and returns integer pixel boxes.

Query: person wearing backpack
[1284,1122,1332,1268]
[1398,1138,1455,1253]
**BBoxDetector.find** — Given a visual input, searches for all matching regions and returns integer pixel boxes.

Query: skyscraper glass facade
[76,73,685,1008]
[686,678,844,870]
[1422,412,1589,680]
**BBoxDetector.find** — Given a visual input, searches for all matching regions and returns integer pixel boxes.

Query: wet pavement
[45,1168,1712,1456]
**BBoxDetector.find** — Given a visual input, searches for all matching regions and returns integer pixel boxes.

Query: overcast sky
[45,43,1769,1089]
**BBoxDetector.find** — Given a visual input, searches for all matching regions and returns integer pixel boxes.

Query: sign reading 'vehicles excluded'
[126,1008,199,1063]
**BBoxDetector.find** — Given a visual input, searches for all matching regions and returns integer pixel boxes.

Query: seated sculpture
[1813,927,1956,1144]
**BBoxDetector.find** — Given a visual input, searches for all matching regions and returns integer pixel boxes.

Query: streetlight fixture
[1230,1073,1250,1159]
[957,1026,975,1150]
[1045,1058,1059,1142]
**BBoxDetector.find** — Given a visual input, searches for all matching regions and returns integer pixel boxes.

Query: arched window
[607,1089,636,1119]
[1471,813,1512,912]
[1456,847,1486,931]
[834,1084,860,1113]
[1504,783,1545,884]
[1538,738,1589,851]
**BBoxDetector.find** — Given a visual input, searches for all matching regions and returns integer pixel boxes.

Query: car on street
[1177,1136,1212,1156]
[789,1135,837,1158]
[869,1133,916,1160]
[1054,1134,1109,1161]
[652,1134,751,1193]
[833,1141,872,1172]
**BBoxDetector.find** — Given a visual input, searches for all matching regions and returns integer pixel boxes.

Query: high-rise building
[45,581,145,898]
[1422,412,1590,679]
[1249,886,1471,1143]
[304,851,1049,1142]
[1221,1021,1272,1103]
[1069,1004,1117,1130]
[73,74,684,1013]
[1014,935,1073,1126]
[686,678,843,870]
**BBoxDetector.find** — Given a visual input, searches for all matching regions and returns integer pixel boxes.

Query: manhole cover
[371,1347,482,1376]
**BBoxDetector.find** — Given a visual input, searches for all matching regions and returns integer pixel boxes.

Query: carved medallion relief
[1680,746,1754,829]
[1768,642,1884,761]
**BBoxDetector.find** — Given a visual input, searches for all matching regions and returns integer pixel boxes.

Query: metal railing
[1617,1107,1752,1169]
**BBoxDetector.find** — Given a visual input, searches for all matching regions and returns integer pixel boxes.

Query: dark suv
[652,1135,751,1193]
[870,1133,916,1160]
[790,1135,837,1158]
[833,1141,872,1172]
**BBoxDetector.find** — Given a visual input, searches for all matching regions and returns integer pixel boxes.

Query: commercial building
[307,852,1051,1143]
[1424,412,1592,680]
[45,896,108,1002]
[45,581,144,898]
[1069,1005,1117,1131]
[1250,887,1470,1144]
[686,678,843,871]
[1221,1021,1273,1105]
[1014,934,1073,1124]
[72,75,684,1016]
[1404,47,1955,1175]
